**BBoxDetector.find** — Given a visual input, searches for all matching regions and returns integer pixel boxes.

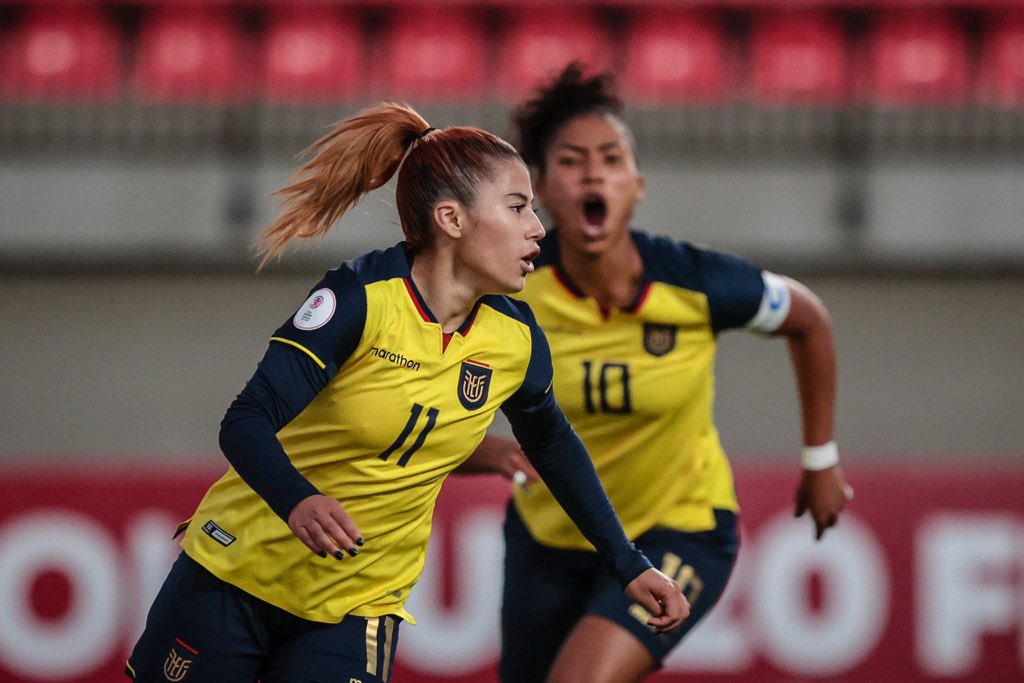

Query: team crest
[458,360,492,411]
[163,648,192,681]
[643,323,677,357]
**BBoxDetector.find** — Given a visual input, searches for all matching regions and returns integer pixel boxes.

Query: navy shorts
[499,503,739,683]
[126,552,400,683]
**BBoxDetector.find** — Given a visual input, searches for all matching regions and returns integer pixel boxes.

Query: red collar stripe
[403,278,432,323]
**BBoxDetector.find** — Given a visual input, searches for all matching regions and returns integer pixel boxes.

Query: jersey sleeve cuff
[610,546,654,588]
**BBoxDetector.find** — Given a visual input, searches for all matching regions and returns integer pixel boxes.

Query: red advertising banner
[0,460,1022,682]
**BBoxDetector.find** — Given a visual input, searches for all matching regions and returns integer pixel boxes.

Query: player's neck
[558,234,644,312]
[410,252,477,334]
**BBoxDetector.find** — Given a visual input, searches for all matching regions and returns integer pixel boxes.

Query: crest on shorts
[458,360,492,411]
[163,648,192,681]
[643,323,677,357]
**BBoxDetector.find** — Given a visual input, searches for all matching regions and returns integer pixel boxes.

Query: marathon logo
[370,347,421,371]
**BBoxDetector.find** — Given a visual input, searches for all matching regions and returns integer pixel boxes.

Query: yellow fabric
[182,277,535,623]
[513,267,739,550]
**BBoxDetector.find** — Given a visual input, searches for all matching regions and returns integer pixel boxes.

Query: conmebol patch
[293,288,336,330]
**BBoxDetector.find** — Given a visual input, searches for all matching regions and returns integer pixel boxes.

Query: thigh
[262,614,401,683]
[547,615,656,683]
[499,504,602,683]
[579,511,740,666]
[126,552,270,682]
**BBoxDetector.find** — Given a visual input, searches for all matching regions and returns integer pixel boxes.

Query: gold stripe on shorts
[365,616,380,676]
[382,616,396,681]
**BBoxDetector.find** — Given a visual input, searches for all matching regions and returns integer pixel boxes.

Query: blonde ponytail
[253,103,430,268]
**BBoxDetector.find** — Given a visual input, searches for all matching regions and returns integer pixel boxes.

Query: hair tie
[417,127,437,140]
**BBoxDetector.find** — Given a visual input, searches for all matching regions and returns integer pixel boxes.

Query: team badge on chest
[458,360,492,411]
[643,323,677,357]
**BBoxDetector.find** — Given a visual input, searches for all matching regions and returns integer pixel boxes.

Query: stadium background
[1,0,1022,681]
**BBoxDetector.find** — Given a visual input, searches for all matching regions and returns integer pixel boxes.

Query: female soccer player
[124,103,687,683]
[469,64,853,683]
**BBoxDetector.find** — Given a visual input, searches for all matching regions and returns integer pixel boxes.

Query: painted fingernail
[347,547,359,557]
[355,537,365,546]
[318,550,327,558]
[334,550,345,560]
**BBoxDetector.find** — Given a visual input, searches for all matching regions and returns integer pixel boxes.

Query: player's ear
[433,200,465,240]
[636,172,646,203]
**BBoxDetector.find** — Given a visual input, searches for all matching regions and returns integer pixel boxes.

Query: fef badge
[163,648,192,681]
[458,360,492,410]
[643,323,677,357]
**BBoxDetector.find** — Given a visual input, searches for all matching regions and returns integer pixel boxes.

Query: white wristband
[802,441,839,471]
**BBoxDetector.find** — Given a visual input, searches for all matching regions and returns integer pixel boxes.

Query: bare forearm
[455,434,520,476]
[787,326,835,446]
[778,278,836,447]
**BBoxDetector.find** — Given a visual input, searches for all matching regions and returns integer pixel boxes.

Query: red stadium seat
[263,8,362,103]
[977,13,1024,107]
[0,7,120,102]
[133,7,250,103]
[495,9,612,102]
[750,11,847,105]
[377,8,486,102]
[865,11,968,105]
[623,10,728,104]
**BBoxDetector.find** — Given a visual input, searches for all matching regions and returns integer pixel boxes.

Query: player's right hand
[288,494,364,560]
[624,567,690,633]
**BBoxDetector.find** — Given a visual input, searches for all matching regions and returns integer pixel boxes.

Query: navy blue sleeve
[637,233,764,334]
[270,266,368,371]
[218,266,368,523]
[501,306,653,587]
[696,248,765,333]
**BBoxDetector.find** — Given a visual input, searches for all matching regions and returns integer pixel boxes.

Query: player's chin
[508,273,528,293]
[492,272,527,295]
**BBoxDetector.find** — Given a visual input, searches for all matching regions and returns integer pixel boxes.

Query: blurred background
[0,0,1022,681]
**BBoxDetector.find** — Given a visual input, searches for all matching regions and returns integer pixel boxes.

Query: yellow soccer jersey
[513,230,788,550]
[181,244,557,623]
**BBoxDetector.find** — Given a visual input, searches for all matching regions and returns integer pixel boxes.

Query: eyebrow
[555,141,622,154]
[504,192,532,202]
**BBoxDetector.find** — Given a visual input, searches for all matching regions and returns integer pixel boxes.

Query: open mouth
[582,195,608,233]
[520,248,539,274]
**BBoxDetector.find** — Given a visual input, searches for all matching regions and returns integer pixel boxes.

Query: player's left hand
[624,567,690,633]
[794,464,853,540]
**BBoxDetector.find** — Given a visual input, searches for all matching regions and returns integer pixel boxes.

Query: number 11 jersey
[181,243,554,623]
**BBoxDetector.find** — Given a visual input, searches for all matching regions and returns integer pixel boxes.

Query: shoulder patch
[293,288,336,330]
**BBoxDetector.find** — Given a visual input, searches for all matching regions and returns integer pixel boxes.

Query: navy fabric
[219,343,327,523]
[270,263,368,371]
[126,552,400,683]
[499,505,739,683]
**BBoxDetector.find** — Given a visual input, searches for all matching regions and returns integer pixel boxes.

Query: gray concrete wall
[3,157,1024,267]
[1,271,1021,461]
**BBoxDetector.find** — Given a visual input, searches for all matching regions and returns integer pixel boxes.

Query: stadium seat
[495,9,612,101]
[750,11,847,105]
[263,8,362,103]
[977,13,1024,106]
[377,8,486,102]
[865,11,968,105]
[132,7,250,103]
[0,7,121,102]
[622,10,728,104]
